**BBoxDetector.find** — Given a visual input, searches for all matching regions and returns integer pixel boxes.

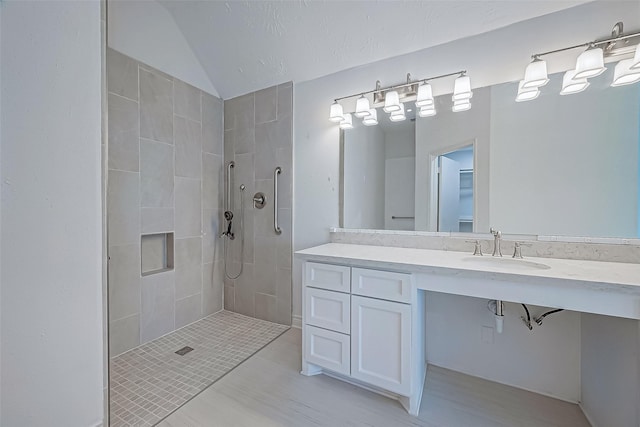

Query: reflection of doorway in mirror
[436,145,474,232]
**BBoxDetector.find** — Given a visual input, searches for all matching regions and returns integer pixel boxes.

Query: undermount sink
[462,256,551,271]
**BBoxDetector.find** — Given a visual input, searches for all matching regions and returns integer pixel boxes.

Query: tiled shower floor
[109,311,289,426]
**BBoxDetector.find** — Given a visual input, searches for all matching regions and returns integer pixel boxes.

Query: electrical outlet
[481,326,494,344]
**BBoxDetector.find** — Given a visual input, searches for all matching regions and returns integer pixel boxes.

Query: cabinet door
[305,262,351,293]
[305,325,350,376]
[305,287,350,334]
[351,295,411,395]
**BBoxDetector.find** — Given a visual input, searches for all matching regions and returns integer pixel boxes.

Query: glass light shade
[415,83,434,107]
[452,75,472,101]
[329,101,344,122]
[522,59,549,89]
[574,48,605,79]
[418,106,436,117]
[631,43,640,70]
[354,95,371,118]
[515,80,540,102]
[383,90,401,113]
[560,69,589,95]
[389,103,406,121]
[362,109,378,126]
[611,59,640,87]
[452,100,471,112]
[339,113,353,129]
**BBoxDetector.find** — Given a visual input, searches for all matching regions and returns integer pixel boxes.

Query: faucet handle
[512,241,532,259]
[466,240,483,256]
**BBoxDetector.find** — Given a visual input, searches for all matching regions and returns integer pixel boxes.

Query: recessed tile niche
[141,233,174,276]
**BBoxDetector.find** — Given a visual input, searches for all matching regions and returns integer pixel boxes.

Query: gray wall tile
[234,126,255,155]
[224,285,235,311]
[108,170,140,246]
[175,177,202,238]
[109,314,140,357]
[203,93,223,155]
[224,93,254,131]
[277,82,293,121]
[141,208,174,233]
[276,267,292,326]
[255,86,277,124]
[254,292,277,323]
[107,48,138,101]
[202,209,222,264]
[174,80,201,122]
[140,139,174,207]
[175,293,202,329]
[174,237,202,268]
[108,93,139,172]
[175,116,202,178]
[141,271,175,343]
[203,261,223,315]
[108,244,141,321]
[202,153,223,210]
[140,68,173,143]
[234,263,255,317]
[175,265,202,300]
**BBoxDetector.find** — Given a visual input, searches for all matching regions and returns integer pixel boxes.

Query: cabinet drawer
[305,262,351,293]
[351,268,412,303]
[305,288,350,334]
[304,325,350,376]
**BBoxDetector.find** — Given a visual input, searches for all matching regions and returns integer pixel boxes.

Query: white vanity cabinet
[301,261,425,416]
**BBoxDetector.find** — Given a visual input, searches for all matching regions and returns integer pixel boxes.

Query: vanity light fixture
[574,46,606,79]
[518,22,640,100]
[329,70,469,128]
[522,57,550,89]
[329,101,344,122]
[515,80,540,102]
[452,99,471,112]
[611,59,640,86]
[339,113,353,129]
[383,90,401,113]
[354,95,371,118]
[452,73,472,101]
[415,83,434,107]
[362,109,378,126]
[559,69,589,95]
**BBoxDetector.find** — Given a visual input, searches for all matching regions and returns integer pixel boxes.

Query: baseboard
[292,314,302,329]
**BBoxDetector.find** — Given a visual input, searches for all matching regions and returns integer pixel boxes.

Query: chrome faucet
[490,228,502,257]
[466,239,483,256]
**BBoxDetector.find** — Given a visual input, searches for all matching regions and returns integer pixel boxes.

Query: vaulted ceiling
[160,0,590,99]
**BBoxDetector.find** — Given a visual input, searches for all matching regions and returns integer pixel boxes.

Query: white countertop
[296,243,640,295]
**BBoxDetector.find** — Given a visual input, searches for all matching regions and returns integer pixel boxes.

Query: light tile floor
[109,311,289,427]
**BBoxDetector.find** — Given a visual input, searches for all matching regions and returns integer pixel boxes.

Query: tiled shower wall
[107,48,225,356]
[223,84,293,325]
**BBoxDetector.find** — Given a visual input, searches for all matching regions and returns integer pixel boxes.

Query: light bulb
[453,75,472,101]
[389,103,406,121]
[354,95,371,118]
[611,59,640,87]
[560,69,589,95]
[415,83,434,108]
[363,109,378,126]
[339,113,353,129]
[383,90,401,113]
[522,58,549,89]
[631,44,640,70]
[329,101,344,122]
[418,106,436,117]
[452,100,471,112]
[574,47,605,79]
[515,80,540,102]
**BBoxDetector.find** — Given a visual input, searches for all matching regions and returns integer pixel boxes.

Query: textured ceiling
[160,0,589,99]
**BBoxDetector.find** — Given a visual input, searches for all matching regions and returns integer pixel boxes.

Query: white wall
[426,293,581,402]
[293,0,640,318]
[1,2,104,426]
[343,123,385,229]
[108,0,218,97]
[580,314,640,427]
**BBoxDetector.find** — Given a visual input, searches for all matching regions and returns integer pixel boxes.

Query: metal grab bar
[274,166,282,235]
[226,161,235,212]
[391,216,415,219]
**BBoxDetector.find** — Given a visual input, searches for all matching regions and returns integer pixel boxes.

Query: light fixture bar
[531,28,640,60]
[333,70,466,103]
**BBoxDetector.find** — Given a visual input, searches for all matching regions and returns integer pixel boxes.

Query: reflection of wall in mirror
[385,127,415,230]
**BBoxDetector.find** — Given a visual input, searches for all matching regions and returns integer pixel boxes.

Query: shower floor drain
[175,346,194,356]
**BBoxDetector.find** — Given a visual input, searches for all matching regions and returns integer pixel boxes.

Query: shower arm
[226,161,235,213]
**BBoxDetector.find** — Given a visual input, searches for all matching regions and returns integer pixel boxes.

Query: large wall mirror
[341,65,640,238]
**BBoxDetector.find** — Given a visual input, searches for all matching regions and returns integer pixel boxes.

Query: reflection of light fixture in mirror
[560,69,590,95]
[574,47,605,79]
[418,106,436,117]
[415,83,434,107]
[362,109,378,126]
[515,80,540,102]
[452,100,471,112]
[383,90,401,113]
[339,113,353,129]
[632,44,640,69]
[453,74,472,101]
[611,59,640,86]
[389,103,406,122]
[329,101,344,122]
[354,95,371,118]
[522,58,549,89]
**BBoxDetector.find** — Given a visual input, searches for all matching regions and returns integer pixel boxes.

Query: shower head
[224,211,233,221]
